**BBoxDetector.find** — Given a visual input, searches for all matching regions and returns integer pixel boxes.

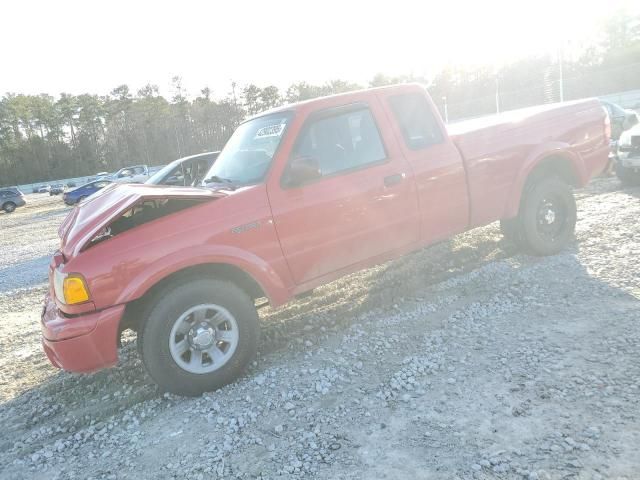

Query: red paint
[41,84,609,373]
[42,301,124,372]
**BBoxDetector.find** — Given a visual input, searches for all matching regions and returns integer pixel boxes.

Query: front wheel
[518,177,576,256]
[139,278,259,396]
[3,202,16,213]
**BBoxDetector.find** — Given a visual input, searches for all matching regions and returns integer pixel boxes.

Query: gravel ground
[0,179,638,480]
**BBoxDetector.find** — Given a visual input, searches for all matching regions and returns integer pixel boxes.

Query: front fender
[115,245,291,307]
[502,142,584,219]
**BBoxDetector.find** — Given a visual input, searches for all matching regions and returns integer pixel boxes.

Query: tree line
[1,11,638,187]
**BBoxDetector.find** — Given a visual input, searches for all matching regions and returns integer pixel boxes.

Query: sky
[1,0,637,99]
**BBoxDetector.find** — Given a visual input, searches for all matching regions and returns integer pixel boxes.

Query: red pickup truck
[42,84,609,395]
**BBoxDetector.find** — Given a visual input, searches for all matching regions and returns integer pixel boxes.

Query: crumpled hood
[59,183,224,259]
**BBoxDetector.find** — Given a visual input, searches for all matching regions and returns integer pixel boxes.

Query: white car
[110,165,150,184]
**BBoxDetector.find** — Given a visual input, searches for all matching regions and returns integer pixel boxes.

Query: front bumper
[41,295,124,373]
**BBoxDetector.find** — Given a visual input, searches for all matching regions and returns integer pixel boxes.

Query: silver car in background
[145,152,219,186]
[0,187,26,213]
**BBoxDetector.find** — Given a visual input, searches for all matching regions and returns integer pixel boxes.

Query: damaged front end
[43,183,226,373]
[87,197,210,249]
[59,183,224,258]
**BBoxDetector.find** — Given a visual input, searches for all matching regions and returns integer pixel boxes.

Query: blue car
[63,180,112,205]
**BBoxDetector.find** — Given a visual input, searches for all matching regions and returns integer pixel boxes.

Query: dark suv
[0,187,26,213]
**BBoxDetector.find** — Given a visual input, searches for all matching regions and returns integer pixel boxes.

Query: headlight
[53,269,90,305]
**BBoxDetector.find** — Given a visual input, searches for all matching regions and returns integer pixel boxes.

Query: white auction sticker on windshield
[255,123,285,139]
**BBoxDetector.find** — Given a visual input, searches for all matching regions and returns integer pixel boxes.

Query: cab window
[291,107,386,177]
[389,93,444,150]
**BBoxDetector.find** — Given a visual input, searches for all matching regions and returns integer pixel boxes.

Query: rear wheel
[2,202,16,213]
[139,278,259,396]
[502,177,576,256]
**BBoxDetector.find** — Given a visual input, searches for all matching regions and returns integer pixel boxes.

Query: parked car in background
[36,185,51,193]
[0,187,26,213]
[600,100,638,140]
[63,180,112,205]
[42,84,609,396]
[615,122,640,185]
[145,152,220,186]
[110,165,149,184]
[49,184,65,195]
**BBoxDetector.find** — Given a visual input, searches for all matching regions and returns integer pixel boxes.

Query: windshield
[204,112,292,186]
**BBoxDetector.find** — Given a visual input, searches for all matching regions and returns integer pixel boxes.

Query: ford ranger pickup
[41,84,610,395]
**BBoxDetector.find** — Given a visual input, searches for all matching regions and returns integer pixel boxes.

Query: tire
[139,278,259,396]
[3,202,16,213]
[615,163,640,186]
[517,177,576,256]
[77,196,87,204]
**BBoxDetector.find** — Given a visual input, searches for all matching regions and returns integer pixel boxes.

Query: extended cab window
[389,93,443,149]
[292,107,386,177]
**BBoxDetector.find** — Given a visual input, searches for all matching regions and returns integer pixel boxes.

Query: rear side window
[389,93,443,150]
[292,107,386,177]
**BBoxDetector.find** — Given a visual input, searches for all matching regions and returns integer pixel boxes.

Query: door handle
[384,173,405,187]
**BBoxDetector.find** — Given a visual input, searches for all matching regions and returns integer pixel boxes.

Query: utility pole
[495,75,500,114]
[231,81,238,110]
[558,47,564,103]
[442,96,449,123]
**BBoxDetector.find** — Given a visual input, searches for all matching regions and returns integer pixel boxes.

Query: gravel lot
[0,179,638,480]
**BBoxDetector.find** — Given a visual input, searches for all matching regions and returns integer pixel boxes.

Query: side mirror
[284,156,322,188]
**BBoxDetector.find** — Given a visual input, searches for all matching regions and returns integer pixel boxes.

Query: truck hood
[58,183,224,259]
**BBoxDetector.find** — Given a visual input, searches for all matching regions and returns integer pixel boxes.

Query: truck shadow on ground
[257,222,516,350]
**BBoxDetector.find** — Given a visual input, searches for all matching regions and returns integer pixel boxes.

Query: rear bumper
[41,295,124,373]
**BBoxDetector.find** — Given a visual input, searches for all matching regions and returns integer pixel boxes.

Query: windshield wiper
[203,175,237,190]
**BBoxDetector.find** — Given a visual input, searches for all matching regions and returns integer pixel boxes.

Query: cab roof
[247,83,427,122]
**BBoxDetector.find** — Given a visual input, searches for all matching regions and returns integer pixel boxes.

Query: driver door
[268,101,419,286]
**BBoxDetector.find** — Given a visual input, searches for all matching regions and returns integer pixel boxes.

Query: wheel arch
[503,147,583,219]
[118,261,274,336]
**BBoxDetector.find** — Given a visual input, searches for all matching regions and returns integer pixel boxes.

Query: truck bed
[446,99,608,226]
